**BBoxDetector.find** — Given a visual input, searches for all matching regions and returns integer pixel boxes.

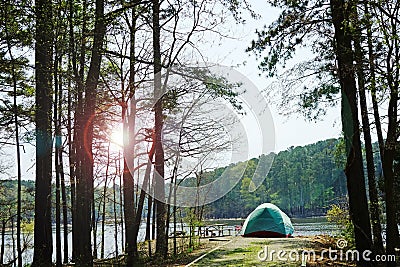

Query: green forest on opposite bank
[2,138,399,226]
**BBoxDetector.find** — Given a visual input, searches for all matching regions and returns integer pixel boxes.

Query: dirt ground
[182,236,357,267]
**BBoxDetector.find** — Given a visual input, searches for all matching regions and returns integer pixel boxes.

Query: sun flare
[110,124,124,150]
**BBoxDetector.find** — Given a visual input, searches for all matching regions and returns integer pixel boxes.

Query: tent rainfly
[241,203,294,237]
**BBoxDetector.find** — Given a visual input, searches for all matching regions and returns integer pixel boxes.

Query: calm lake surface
[205,217,339,236]
[2,217,337,265]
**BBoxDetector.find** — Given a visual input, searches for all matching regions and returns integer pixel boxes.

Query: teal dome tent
[241,203,294,237]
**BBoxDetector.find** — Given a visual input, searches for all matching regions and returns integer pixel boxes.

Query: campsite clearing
[184,236,356,267]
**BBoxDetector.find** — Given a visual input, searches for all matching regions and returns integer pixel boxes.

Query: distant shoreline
[205,216,328,221]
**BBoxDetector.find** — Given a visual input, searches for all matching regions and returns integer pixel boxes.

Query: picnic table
[169,230,186,238]
[200,224,229,237]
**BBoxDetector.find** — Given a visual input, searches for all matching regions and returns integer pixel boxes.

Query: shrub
[326,204,355,248]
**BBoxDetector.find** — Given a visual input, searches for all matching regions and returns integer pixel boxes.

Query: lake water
[2,217,337,265]
[205,217,339,236]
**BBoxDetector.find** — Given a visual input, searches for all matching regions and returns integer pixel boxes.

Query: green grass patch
[192,243,301,266]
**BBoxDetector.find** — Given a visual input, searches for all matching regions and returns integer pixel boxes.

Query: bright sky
[199,0,342,153]
[4,0,342,180]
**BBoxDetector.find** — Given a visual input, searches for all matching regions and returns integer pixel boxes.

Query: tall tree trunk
[4,18,23,267]
[123,3,139,263]
[382,61,400,261]
[381,5,400,261]
[0,220,5,265]
[146,192,153,257]
[113,177,119,259]
[383,98,399,263]
[74,0,106,264]
[173,202,177,255]
[92,191,97,259]
[73,67,92,266]
[56,62,68,263]
[67,0,77,260]
[101,142,110,259]
[67,76,77,263]
[119,173,124,252]
[60,147,69,263]
[352,11,384,255]
[132,144,155,260]
[14,53,23,267]
[11,217,15,266]
[32,0,53,264]
[364,2,384,158]
[152,0,167,258]
[152,197,156,241]
[54,47,62,267]
[166,154,180,255]
[123,142,136,263]
[329,0,373,265]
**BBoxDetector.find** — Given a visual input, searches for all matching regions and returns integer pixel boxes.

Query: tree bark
[123,3,139,263]
[146,191,153,257]
[59,146,69,263]
[380,4,400,260]
[54,48,62,267]
[100,142,110,259]
[74,0,106,264]
[382,58,400,261]
[352,10,384,255]
[53,55,69,264]
[364,3,384,159]
[67,79,77,263]
[113,177,119,259]
[55,59,68,264]
[119,172,124,252]
[4,18,23,267]
[132,143,155,261]
[1,220,5,265]
[67,0,77,260]
[329,0,373,265]
[11,217,15,265]
[152,0,167,258]
[92,182,97,259]
[32,0,53,265]
[122,106,135,263]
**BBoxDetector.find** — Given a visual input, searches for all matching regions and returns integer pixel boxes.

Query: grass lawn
[187,236,357,267]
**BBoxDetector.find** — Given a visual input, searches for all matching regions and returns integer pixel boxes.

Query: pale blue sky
[4,0,342,180]
[198,0,341,154]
